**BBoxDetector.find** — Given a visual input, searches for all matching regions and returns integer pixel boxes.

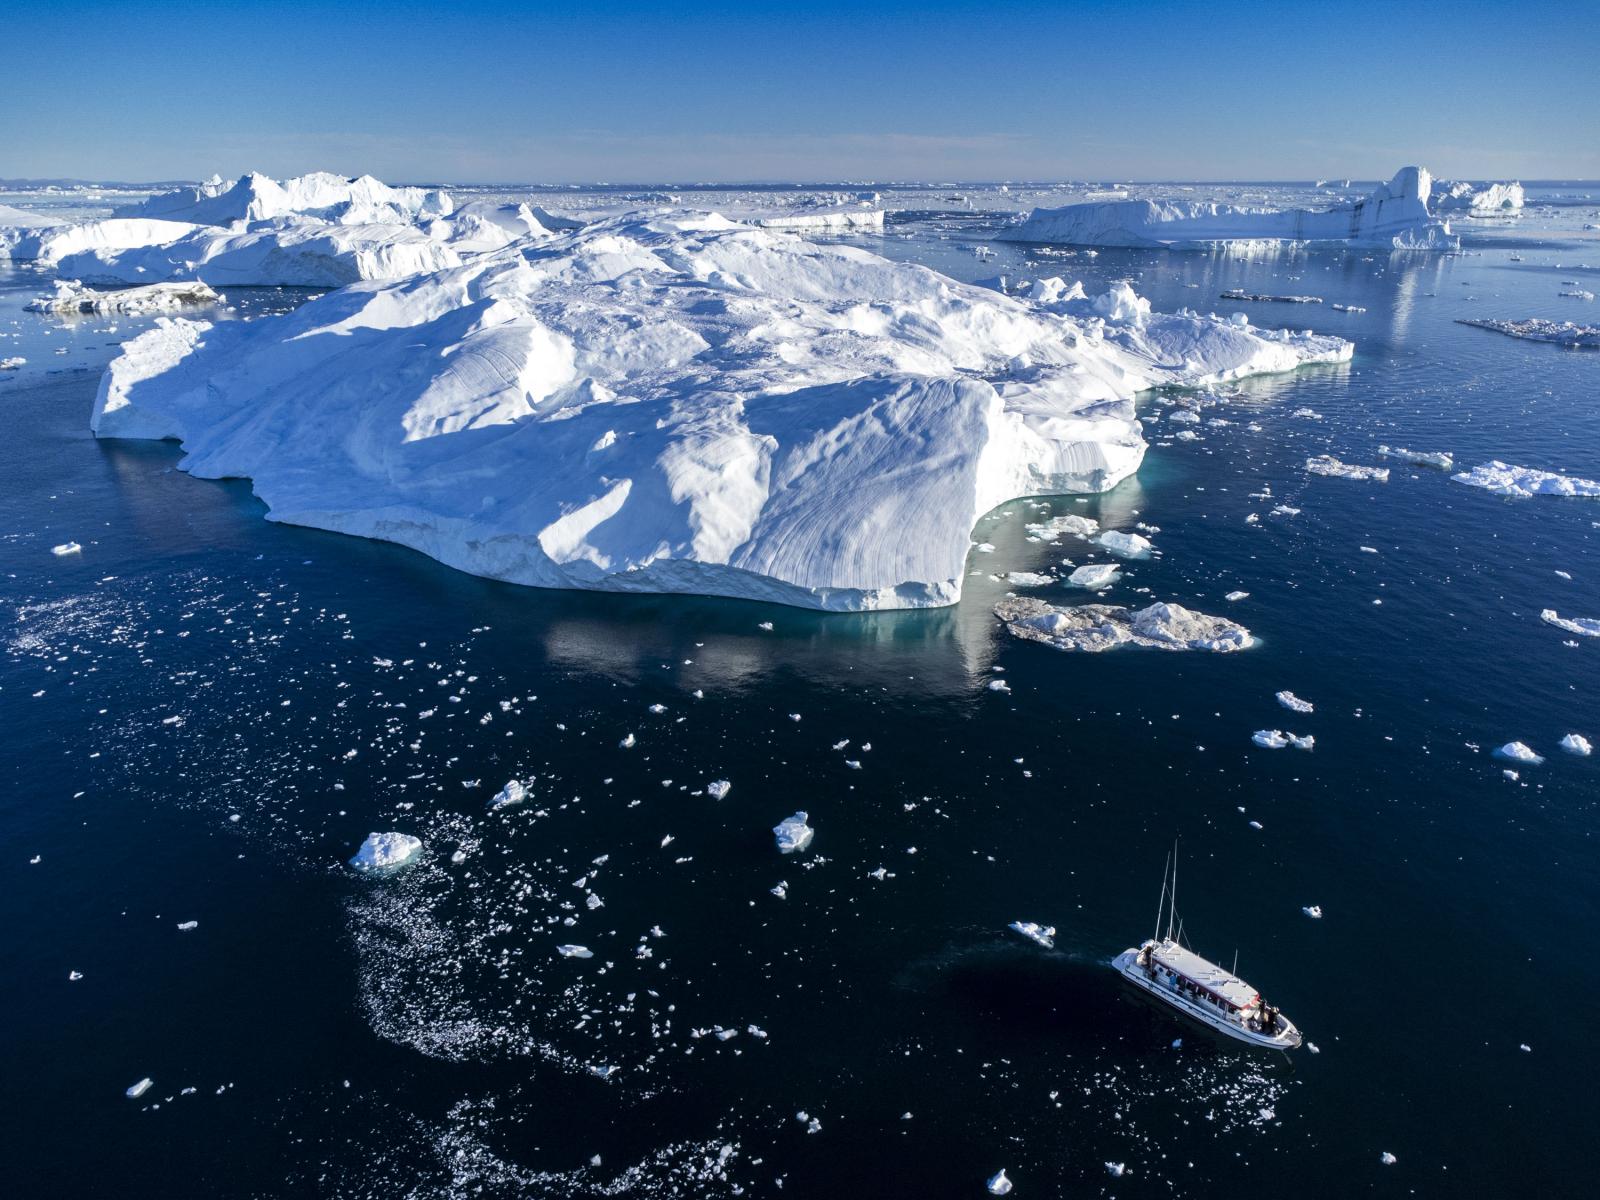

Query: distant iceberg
[27,279,220,315]
[1433,180,1524,214]
[1001,167,1458,251]
[113,170,453,227]
[92,212,1349,611]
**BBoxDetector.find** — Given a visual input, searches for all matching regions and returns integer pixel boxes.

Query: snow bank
[27,279,220,315]
[114,171,452,226]
[349,831,422,871]
[1451,461,1600,498]
[774,812,814,854]
[91,212,1350,611]
[1002,167,1458,250]
[995,596,1253,653]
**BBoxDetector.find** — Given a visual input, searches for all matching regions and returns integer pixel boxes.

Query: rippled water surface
[3,183,1598,1198]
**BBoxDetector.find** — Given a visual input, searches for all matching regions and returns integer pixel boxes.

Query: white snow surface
[91,212,1350,610]
[113,171,453,227]
[349,831,423,871]
[1451,461,1600,499]
[1002,168,1458,250]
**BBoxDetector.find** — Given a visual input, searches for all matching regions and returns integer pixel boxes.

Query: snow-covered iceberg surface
[27,279,220,315]
[92,212,1349,612]
[995,597,1254,653]
[1433,180,1524,214]
[114,171,452,226]
[1001,168,1458,251]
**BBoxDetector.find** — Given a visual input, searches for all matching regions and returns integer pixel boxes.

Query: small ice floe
[1098,530,1152,558]
[987,1168,1013,1195]
[176,920,198,931]
[1067,563,1120,589]
[974,542,996,554]
[1225,590,1250,602]
[126,1078,154,1099]
[1305,455,1389,483]
[1291,407,1323,420]
[995,598,1252,653]
[1025,513,1099,541]
[348,832,421,872]
[1276,690,1314,714]
[69,970,83,981]
[27,279,221,315]
[1307,1042,1320,1054]
[1105,1161,1126,1178]
[557,944,594,959]
[1560,733,1593,756]
[619,733,636,748]
[758,621,774,631]
[1005,571,1054,587]
[770,881,788,899]
[1331,303,1366,313]
[648,703,667,714]
[1379,444,1454,470]
[1222,289,1321,304]
[1503,769,1520,782]
[774,812,815,854]
[51,542,83,556]
[1248,820,1264,830]
[1380,1152,1397,1165]
[1494,741,1545,765]
[0,357,26,370]
[1541,609,1600,637]
[1253,730,1313,750]
[1561,290,1597,301]
[1456,317,1600,348]
[1302,905,1323,919]
[1009,921,1056,949]
[489,778,528,809]
[706,780,732,799]
[987,678,1012,694]
[1451,461,1600,498]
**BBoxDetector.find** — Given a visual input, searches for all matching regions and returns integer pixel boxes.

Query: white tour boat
[1112,849,1302,1050]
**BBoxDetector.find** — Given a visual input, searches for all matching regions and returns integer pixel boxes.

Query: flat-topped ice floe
[27,279,221,315]
[1306,455,1390,482]
[349,831,422,871]
[1379,444,1453,470]
[1001,168,1458,251]
[1542,609,1600,637]
[996,597,1253,652]
[1457,318,1600,348]
[91,212,1350,611]
[1451,462,1600,498]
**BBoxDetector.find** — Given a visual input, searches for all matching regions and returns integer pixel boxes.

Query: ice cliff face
[91,213,1351,610]
[1002,167,1458,250]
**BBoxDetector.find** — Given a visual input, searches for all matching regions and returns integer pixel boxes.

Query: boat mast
[1166,841,1178,942]
[1153,850,1170,943]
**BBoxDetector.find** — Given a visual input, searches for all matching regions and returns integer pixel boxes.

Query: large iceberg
[113,171,453,226]
[1001,168,1458,251]
[1433,180,1524,214]
[91,212,1349,611]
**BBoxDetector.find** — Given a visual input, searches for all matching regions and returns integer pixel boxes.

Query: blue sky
[5,0,1596,183]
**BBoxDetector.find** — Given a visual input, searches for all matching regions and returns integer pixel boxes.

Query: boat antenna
[1233,949,1239,976]
[1153,850,1170,943]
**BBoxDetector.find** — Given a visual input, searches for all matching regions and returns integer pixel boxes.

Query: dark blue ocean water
[3,191,1598,1198]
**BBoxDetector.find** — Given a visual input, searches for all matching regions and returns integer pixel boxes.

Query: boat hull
[1112,949,1302,1049]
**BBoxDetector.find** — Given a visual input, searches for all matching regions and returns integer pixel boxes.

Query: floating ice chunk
[1097,530,1152,559]
[996,597,1252,653]
[706,780,732,799]
[1560,734,1592,756]
[176,920,198,931]
[987,678,1012,693]
[1380,1152,1397,1166]
[1025,514,1099,541]
[1331,303,1367,313]
[1379,444,1454,470]
[1541,609,1600,637]
[557,944,593,959]
[758,621,774,631]
[1105,1161,1126,1178]
[1276,690,1314,713]
[27,279,221,315]
[489,778,528,809]
[1005,571,1055,587]
[648,703,667,714]
[774,812,814,854]
[52,542,83,556]
[0,357,25,370]
[770,881,788,898]
[987,1169,1013,1195]
[1494,741,1544,765]
[1222,289,1322,304]
[1306,455,1389,482]
[69,970,83,980]
[1451,461,1600,499]
[1253,730,1290,749]
[1457,317,1600,348]
[348,831,421,871]
[619,733,636,749]
[1224,590,1250,602]
[1303,905,1323,919]
[1067,563,1121,589]
[126,1078,154,1099]
[1010,921,1056,948]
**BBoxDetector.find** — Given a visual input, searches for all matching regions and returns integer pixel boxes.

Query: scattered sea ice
[1494,741,1544,765]
[1452,461,1600,498]
[1009,921,1056,949]
[1560,733,1592,756]
[1378,444,1453,470]
[1005,571,1054,587]
[348,831,421,871]
[996,598,1252,653]
[774,812,814,854]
